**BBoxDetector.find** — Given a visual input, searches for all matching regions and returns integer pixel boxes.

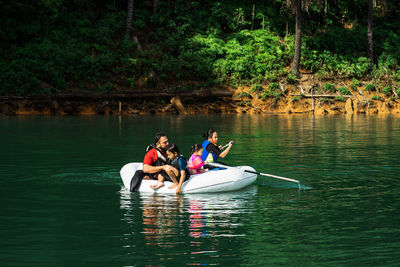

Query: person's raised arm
[218,141,234,158]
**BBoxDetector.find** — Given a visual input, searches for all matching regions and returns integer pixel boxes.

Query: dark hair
[202,129,216,140]
[167,143,180,154]
[190,144,203,155]
[154,132,166,145]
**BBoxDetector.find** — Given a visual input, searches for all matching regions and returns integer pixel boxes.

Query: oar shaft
[244,170,299,183]
[207,162,300,184]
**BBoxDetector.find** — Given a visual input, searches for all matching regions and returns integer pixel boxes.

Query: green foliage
[269,82,280,91]
[365,84,376,92]
[235,91,252,98]
[286,74,297,84]
[315,70,330,80]
[323,83,336,93]
[321,98,334,104]
[383,86,392,96]
[98,82,114,92]
[264,69,286,82]
[258,87,284,101]
[2,1,400,96]
[291,96,299,103]
[338,86,351,95]
[301,34,372,78]
[250,83,263,93]
[350,79,361,91]
[335,96,346,102]
[352,79,361,87]
[0,3,127,95]
[371,95,381,101]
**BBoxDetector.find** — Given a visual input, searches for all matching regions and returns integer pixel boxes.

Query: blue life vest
[170,155,190,179]
[200,140,218,163]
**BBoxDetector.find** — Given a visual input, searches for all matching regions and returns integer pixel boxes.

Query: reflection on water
[119,186,259,263]
[120,186,258,238]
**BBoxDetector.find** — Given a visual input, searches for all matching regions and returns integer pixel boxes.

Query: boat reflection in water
[119,186,257,261]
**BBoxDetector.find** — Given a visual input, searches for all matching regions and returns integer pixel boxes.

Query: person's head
[154,132,169,151]
[166,144,179,159]
[190,144,203,156]
[202,129,218,144]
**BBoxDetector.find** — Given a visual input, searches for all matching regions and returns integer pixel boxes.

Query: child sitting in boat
[164,144,190,194]
[188,144,206,175]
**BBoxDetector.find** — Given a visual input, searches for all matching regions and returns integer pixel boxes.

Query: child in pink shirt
[188,144,206,175]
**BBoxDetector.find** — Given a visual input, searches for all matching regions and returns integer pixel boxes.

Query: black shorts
[147,169,190,182]
[147,171,172,182]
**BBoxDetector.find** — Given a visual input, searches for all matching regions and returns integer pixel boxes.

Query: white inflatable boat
[120,162,257,194]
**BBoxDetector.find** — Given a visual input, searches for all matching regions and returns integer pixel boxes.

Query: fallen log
[290,94,352,98]
[0,89,234,101]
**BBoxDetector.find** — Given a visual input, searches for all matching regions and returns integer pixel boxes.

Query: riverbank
[1,77,400,116]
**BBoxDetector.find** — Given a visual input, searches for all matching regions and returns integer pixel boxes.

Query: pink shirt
[188,154,204,174]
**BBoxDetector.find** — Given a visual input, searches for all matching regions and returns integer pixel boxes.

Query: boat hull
[120,162,257,194]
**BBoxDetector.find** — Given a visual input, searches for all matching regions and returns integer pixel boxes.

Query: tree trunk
[153,0,157,15]
[290,0,302,76]
[251,4,255,30]
[286,9,289,36]
[125,0,134,38]
[367,0,374,63]
[262,1,265,29]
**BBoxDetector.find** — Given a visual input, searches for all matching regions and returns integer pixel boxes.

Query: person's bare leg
[167,168,179,189]
[150,174,164,189]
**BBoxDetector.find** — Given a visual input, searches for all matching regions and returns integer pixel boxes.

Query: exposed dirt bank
[1,78,400,116]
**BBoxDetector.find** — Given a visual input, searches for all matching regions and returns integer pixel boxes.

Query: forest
[1,0,400,100]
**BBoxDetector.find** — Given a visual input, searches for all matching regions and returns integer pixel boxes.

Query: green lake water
[1,114,400,266]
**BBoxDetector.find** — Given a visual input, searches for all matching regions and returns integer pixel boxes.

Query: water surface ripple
[1,115,400,266]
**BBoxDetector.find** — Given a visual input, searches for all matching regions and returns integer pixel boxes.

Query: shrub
[335,96,346,102]
[338,86,351,95]
[286,74,297,84]
[323,83,336,92]
[264,69,286,82]
[250,83,263,93]
[258,88,283,101]
[371,95,381,100]
[321,98,333,104]
[291,96,299,102]
[350,79,361,91]
[315,70,330,80]
[269,82,280,91]
[352,79,361,87]
[383,86,392,96]
[235,91,252,98]
[365,84,376,92]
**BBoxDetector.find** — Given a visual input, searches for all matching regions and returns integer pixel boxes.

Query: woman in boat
[200,129,234,164]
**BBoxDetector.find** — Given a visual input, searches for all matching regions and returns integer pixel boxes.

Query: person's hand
[176,186,181,194]
[218,145,222,149]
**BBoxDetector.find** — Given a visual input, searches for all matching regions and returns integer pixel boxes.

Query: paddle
[207,162,300,185]
[220,140,235,150]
